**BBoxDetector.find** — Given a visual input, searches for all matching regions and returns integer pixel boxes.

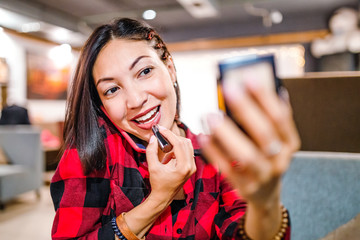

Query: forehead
[93,39,160,77]
[97,39,156,62]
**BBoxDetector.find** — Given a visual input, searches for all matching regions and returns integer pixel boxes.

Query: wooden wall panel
[283,73,360,153]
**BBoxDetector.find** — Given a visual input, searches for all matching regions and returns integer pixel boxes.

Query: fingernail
[197,134,209,147]
[149,135,156,144]
[279,86,290,103]
[244,76,259,91]
[223,79,244,102]
[206,111,224,132]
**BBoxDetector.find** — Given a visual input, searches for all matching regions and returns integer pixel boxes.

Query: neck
[170,121,185,138]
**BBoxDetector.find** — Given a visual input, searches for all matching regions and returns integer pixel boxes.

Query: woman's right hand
[146,126,196,203]
[122,127,196,238]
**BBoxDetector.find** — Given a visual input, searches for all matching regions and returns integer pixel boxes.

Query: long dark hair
[63,18,180,175]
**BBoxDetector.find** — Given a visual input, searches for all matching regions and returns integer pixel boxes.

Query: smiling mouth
[133,106,160,124]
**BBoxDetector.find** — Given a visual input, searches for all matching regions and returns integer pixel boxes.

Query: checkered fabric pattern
[50,120,290,239]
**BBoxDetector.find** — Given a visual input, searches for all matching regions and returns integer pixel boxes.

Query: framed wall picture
[26,52,70,100]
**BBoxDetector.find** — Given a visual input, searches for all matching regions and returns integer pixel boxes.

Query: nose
[125,84,148,109]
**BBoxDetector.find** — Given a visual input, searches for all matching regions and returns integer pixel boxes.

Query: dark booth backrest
[282,73,360,153]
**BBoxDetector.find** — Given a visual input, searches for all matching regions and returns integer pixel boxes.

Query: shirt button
[176,228,182,234]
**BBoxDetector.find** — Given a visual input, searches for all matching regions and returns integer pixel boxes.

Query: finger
[157,125,195,170]
[157,125,194,151]
[198,134,265,195]
[161,152,175,164]
[247,81,297,144]
[146,135,160,170]
[155,125,181,146]
[246,90,299,176]
[242,80,301,173]
[205,113,272,180]
[278,86,291,107]
[206,113,256,164]
[222,79,281,155]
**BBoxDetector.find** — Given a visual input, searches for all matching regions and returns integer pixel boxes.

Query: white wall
[0,30,27,107]
[172,52,219,134]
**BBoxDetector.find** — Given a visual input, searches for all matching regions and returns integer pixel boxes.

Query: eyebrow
[95,55,150,87]
[129,55,149,70]
[95,77,113,87]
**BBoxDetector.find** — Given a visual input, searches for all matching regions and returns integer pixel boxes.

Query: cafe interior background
[0,0,359,239]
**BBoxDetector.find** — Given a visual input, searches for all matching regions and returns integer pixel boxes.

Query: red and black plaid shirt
[50,120,290,239]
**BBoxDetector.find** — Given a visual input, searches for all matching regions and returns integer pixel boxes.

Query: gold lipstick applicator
[151,125,173,153]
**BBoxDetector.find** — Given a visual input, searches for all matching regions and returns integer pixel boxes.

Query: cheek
[103,100,127,124]
[157,85,177,116]
[150,76,175,100]
[151,83,177,112]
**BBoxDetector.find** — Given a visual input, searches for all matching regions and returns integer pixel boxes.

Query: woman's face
[93,39,177,142]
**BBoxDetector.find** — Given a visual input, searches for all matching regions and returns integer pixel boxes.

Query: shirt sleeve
[50,148,114,240]
[214,175,291,240]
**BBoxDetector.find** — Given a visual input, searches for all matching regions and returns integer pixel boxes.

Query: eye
[139,67,153,77]
[104,86,120,96]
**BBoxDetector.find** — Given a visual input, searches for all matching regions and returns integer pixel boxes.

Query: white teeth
[135,107,158,123]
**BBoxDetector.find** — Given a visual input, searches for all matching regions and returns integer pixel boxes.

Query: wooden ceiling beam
[167,29,329,52]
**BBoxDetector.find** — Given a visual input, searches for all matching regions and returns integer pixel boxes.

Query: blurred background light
[21,22,41,33]
[143,9,157,20]
[48,44,73,69]
[270,10,283,24]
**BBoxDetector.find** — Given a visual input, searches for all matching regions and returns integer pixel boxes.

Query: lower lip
[134,108,161,130]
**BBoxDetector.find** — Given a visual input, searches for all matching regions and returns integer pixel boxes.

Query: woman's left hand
[199,78,300,207]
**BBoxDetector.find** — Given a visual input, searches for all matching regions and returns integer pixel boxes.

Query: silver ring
[266,140,283,157]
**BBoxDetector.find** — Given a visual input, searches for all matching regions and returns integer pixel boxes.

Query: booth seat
[281,151,360,240]
[0,125,44,208]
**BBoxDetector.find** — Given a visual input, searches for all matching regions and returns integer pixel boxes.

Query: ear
[166,56,177,83]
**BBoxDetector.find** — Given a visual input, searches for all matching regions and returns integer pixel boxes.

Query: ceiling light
[177,0,219,18]
[244,3,283,27]
[270,10,283,24]
[143,10,157,20]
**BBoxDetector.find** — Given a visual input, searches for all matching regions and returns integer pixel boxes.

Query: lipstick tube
[151,125,173,153]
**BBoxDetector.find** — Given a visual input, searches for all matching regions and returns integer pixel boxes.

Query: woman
[50,18,300,239]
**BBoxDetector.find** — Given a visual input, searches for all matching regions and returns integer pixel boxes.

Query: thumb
[146,135,159,169]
